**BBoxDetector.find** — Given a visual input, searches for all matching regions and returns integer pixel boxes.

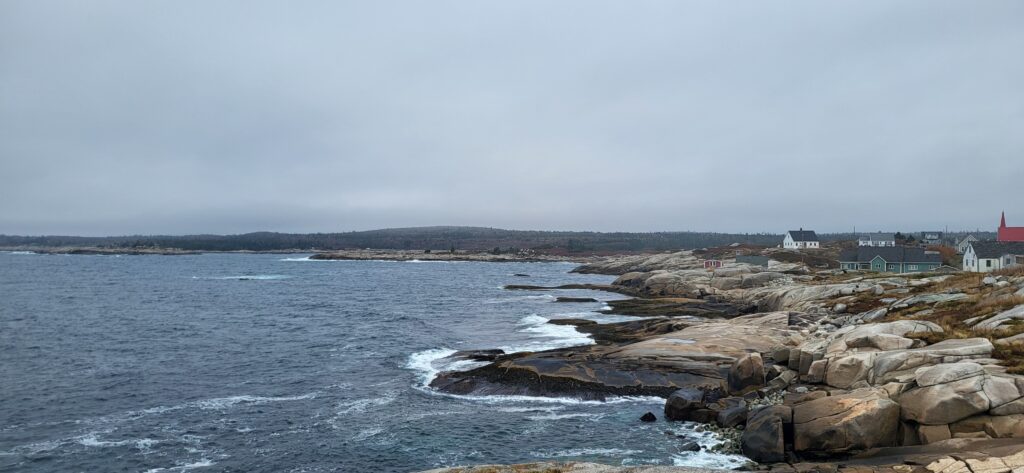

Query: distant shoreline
[0,246,597,263]
[309,249,593,263]
[0,247,307,256]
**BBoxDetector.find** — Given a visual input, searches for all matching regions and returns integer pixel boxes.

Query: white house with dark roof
[963,241,1024,273]
[956,234,979,254]
[858,232,896,247]
[783,229,819,250]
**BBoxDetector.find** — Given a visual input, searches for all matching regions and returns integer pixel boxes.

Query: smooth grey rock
[845,333,914,351]
[900,374,989,425]
[792,388,899,454]
[915,362,985,387]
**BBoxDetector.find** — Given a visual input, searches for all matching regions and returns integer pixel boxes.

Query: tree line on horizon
[0,227,994,253]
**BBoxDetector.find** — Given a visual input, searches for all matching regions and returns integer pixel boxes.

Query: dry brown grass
[848,268,1024,372]
[975,295,1024,313]
[993,342,1024,375]
[993,265,1024,277]
[929,272,984,292]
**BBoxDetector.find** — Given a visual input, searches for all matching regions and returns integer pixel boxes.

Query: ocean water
[0,252,746,472]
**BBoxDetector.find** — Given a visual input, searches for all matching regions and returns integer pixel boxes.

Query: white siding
[784,232,818,250]
[963,244,1019,272]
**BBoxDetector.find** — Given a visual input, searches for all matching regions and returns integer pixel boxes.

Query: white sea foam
[78,435,159,451]
[495,406,564,413]
[496,314,594,353]
[188,393,317,410]
[278,256,311,261]
[548,311,649,325]
[193,275,291,280]
[483,294,557,304]
[405,348,457,386]
[4,251,36,255]
[336,390,400,414]
[526,412,602,421]
[403,348,488,386]
[670,423,751,469]
[118,392,319,420]
[143,458,216,473]
[531,447,643,458]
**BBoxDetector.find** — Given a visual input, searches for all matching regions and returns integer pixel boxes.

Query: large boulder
[825,352,876,389]
[825,320,943,354]
[728,352,766,394]
[711,276,742,291]
[792,388,900,454]
[915,362,985,387]
[663,387,737,423]
[664,387,707,421]
[844,333,914,351]
[740,272,788,289]
[741,405,791,463]
[824,338,994,389]
[899,363,1023,425]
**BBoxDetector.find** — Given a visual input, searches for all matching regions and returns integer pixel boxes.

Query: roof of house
[957,235,978,245]
[858,232,895,242]
[921,231,944,238]
[969,241,1024,258]
[839,246,943,264]
[787,230,818,242]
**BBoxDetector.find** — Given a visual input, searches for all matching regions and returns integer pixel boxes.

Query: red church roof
[998,212,1024,242]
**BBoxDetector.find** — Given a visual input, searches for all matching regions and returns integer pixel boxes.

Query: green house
[838,247,942,273]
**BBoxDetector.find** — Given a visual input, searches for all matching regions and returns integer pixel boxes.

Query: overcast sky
[1,1,1022,236]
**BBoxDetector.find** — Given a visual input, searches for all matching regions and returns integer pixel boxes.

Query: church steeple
[1001,211,1007,228]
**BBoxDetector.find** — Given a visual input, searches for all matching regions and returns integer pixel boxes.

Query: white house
[783,229,819,250]
[858,232,896,247]
[963,241,1024,273]
[956,234,979,254]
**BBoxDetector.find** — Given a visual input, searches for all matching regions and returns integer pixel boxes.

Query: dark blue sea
[0,252,745,472]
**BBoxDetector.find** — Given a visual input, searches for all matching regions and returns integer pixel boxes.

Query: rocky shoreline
[422,251,1024,473]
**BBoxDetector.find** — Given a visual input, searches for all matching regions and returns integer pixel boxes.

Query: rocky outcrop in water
[431,311,800,399]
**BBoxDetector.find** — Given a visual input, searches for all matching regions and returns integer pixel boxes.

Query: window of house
[908,265,918,270]
[987,260,992,267]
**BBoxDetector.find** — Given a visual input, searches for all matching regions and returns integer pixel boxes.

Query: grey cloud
[1,1,1022,235]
